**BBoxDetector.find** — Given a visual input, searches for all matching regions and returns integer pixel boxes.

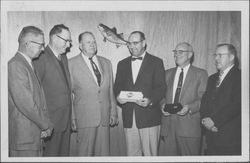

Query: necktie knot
[131,57,143,61]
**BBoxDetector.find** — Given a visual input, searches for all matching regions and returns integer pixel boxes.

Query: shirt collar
[220,64,234,76]
[177,63,191,72]
[132,51,146,59]
[18,51,33,67]
[48,44,60,58]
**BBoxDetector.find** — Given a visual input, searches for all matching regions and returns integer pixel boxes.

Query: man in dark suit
[8,26,53,156]
[114,31,166,156]
[69,32,118,156]
[200,43,241,155]
[158,42,208,156]
[33,24,76,156]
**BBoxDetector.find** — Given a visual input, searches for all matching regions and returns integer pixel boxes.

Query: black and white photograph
[1,0,249,162]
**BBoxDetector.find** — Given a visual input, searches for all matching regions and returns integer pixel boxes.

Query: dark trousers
[43,125,71,156]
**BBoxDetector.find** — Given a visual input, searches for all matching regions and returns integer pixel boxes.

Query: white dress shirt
[218,64,234,86]
[81,53,102,85]
[172,64,191,103]
[131,52,146,84]
[18,51,33,70]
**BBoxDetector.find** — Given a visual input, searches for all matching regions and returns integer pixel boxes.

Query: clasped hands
[40,126,53,139]
[160,102,189,116]
[201,117,218,132]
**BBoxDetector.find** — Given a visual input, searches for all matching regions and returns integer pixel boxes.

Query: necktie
[216,71,224,87]
[174,68,184,103]
[89,57,101,86]
[131,57,143,61]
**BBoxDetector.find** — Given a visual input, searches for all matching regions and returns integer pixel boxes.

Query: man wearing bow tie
[114,31,166,156]
[69,31,118,156]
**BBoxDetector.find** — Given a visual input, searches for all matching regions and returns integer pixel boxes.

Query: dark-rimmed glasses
[56,35,72,44]
[213,53,230,58]
[29,41,45,48]
[173,50,192,56]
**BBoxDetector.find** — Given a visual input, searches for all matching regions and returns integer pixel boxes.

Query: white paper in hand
[119,91,143,102]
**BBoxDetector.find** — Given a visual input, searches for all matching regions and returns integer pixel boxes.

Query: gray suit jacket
[161,65,208,137]
[69,54,117,128]
[8,52,52,150]
[33,46,73,132]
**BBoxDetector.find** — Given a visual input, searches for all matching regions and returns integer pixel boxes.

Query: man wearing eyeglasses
[8,26,53,156]
[200,43,241,155]
[159,42,208,156]
[114,31,166,156]
[33,24,75,156]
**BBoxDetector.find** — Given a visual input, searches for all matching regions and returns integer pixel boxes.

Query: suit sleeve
[8,62,49,130]
[68,61,76,120]
[200,77,213,119]
[108,61,118,117]
[114,61,123,98]
[148,59,166,105]
[187,70,208,114]
[211,72,241,128]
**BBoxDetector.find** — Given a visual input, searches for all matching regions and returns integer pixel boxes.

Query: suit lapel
[16,53,41,87]
[126,57,134,85]
[78,54,97,84]
[61,54,71,89]
[96,56,104,86]
[46,46,67,85]
[168,68,177,103]
[134,53,149,85]
[179,65,194,101]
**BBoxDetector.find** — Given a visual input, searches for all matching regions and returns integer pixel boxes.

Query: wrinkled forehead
[128,33,141,42]
[82,33,95,42]
[175,43,193,51]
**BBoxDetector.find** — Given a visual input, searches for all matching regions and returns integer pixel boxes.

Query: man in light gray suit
[159,42,208,155]
[8,26,53,157]
[69,31,118,156]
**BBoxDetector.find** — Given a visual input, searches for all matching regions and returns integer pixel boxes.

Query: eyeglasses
[173,50,192,56]
[213,53,230,58]
[56,35,72,44]
[29,41,45,48]
[127,40,144,46]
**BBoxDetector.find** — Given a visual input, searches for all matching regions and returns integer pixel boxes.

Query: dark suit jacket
[33,46,72,132]
[114,53,166,129]
[69,54,117,128]
[160,65,208,137]
[200,66,241,149]
[8,53,52,150]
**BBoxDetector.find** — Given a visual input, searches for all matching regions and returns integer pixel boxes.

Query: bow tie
[131,57,143,61]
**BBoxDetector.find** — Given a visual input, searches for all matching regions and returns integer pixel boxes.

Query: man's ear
[142,40,146,47]
[188,51,193,59]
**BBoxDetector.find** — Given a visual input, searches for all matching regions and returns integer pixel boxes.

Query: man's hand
[110,115,118,127]
[116,94,127,104]
[161,102,171,116]
[41,127,53,139]
[177,105,189,116]
[135,97,151,107]
[202,117,218,132]
[71,119,77,132]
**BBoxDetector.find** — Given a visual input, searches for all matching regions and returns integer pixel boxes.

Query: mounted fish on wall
[98,23,129,48]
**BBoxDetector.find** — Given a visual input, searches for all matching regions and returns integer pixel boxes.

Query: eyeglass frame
[172,50,193,56]
[56,35,72,44]
[127,40,144,47]
[213,53,231,58]
[29,41,45,48]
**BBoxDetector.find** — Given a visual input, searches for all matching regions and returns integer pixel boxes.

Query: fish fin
[118,33,124,39]
[103,37,106,42]
[116,44,121,48]
[111,27,117,33]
